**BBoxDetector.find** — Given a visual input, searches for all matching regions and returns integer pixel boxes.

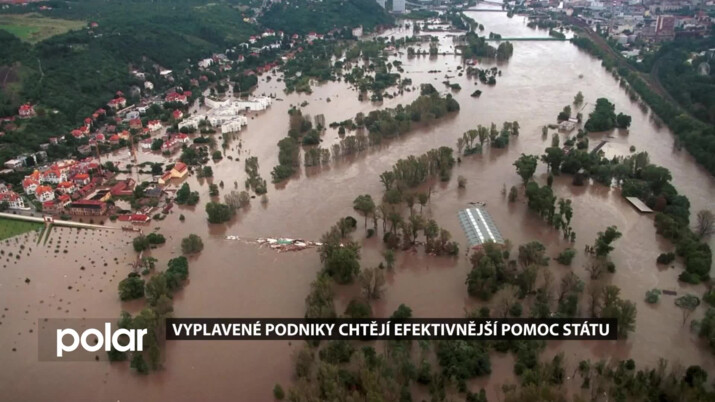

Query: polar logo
[56,322,147,357]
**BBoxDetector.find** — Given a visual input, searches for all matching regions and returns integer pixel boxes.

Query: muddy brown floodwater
[2,7,714,401]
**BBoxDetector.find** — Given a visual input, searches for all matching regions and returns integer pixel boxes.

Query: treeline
[282,41,341,94]
[584,97,631,132]
[244,156,267,195]
[0,0,258,165]
[502,356,714,401]
[459,32,514,61]
[286,217,486,401]
[334,84,459,154]
[457,121,519,154]
[533,135,712,283]
[360,152,457,255]
[571,35,715,176]
[273,87,459,182]
[632,35,715,126]
[260,0,393,35]
[271,109,313,182]
[385,146,455,188]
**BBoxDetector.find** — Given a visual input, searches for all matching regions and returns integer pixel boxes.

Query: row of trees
[114,256,190,373]
[244,156,267,195]
[273,88,460,182]
[380,146,456,189]
[456,121,520,156]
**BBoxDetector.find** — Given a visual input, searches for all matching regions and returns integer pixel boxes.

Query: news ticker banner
[40,317,617,361]
[165,318,618,341]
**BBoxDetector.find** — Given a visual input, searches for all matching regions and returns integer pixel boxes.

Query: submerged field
[0,217,42,241]
[0,13,85,43]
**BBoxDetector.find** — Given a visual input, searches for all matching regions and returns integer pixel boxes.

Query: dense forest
[0,0,254,164]
[653,41,715,125]
[0,0,258,116]
[260,0,393,35]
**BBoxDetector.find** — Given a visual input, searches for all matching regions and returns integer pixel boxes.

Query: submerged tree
[353,194,376,228]
[513,154,538,186]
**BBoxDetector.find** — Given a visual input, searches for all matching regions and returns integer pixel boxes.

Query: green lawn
[0,13,85,44]
[0,217,43,241]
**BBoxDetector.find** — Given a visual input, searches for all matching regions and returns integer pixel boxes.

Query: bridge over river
[483,37,568,41]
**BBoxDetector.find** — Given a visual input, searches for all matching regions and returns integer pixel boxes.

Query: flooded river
[1,7,714,401]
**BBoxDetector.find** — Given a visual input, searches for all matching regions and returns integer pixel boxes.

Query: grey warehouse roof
[458,207,504,247]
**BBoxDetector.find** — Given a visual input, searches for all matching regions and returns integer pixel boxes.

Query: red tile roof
[173,162,187,173]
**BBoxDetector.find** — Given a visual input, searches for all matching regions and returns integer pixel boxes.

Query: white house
[41,169,67,184]
[22,178,39,195]
[140,138,153,151]
[148,120,162,131]
[35,186,55,202]
[0,191,25,209]
[198,58,214,69]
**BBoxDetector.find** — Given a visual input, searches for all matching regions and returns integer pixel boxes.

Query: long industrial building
[457,207,504,248]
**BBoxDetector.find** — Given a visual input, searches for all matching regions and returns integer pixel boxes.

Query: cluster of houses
[0,22,375,215]
[4,153,187,216]
[553,0,714,50]
[16,159,107,214]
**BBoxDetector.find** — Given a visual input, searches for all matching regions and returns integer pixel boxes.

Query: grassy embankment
[0,217,43,241]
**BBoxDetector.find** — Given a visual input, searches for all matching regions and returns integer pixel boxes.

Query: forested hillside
[0,0,257,119]
[260,0,393,35]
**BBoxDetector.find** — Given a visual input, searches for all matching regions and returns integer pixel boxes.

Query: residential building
[4,159,24,170]
[110,178,136,197]
[35,185,55,202]
[107,97,127,109]
[18,103,35,118]
[158,162,189,185]
[129,118,143,130]
[72,173,90,186]
[148,120,162,131]
[68,200,107,216]
[140,138,153,151]
[56,181,76,194]
[41,168,67,184]
[165,92,189,104]
[0,191,25,209]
